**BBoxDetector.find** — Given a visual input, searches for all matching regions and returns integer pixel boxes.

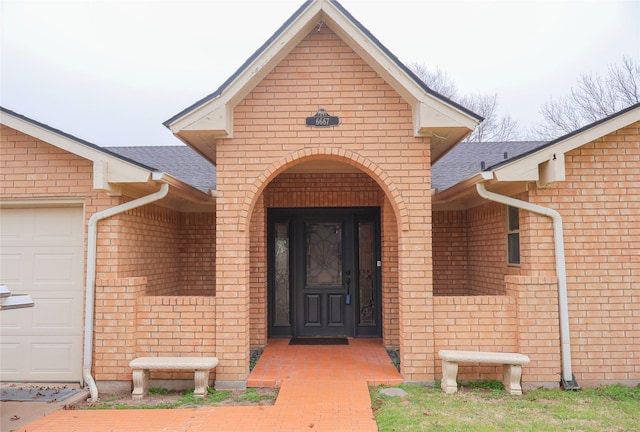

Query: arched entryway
[245,151,404,348]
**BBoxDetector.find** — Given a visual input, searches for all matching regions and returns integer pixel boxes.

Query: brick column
[398,231,435,384]
[506,274,561,389]
[214,193,250,390]
[397,166,435,384]
[94,277,146,382]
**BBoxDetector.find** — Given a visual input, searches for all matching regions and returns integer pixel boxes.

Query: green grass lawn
[79,387,278,410]
[371,382,640,432]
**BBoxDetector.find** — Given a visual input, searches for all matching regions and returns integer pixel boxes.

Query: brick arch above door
[239,147,410,234]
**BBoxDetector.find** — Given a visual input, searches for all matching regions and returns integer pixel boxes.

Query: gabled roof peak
[165,0,481,163]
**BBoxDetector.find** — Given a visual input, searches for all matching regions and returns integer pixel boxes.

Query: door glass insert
[306,222,342,287]
[274,222,290,326]
[358,221,375,326]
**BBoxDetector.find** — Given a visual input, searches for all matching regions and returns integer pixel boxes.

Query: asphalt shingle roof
[431,141,546,192]
[108,141,550,194]
[106,146,216,193]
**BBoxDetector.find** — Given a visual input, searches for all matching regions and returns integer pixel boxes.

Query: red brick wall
[527,123,640,385]
[433,210,468,295]
[96,204,215,296]
[433,276,561,387]
[179,213,216,296]
[94,278,217,382]
[433,202,522,296]
[94,277,146,381]
[1,125,96,198]
[136,295,216,381]
[102,206,181,295]
[466,202,510,295]
[506,275,561,386]
[438,124,640,386]
[264,173,383,208]
[434,296,518,381]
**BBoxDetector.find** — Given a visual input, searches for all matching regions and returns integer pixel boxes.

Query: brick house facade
[1,0,638,396]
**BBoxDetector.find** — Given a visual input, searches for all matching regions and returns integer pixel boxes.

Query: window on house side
[507,206,520,265]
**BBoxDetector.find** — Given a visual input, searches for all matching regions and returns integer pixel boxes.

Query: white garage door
[1,206,84,382]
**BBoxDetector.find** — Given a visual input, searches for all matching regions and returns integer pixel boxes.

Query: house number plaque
[306,109,340,127]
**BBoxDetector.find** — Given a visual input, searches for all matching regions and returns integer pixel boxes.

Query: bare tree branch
[408,63,520,142]
[408,62,460,100]
[610,57,640,107]
[534,57,640,140]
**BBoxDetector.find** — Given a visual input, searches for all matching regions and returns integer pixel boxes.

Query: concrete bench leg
[131,369,149,400]
[441,360,459,394]
[503,364,523,395]
[193,369,210,398]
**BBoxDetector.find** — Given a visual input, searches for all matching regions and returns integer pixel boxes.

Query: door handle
[345,275,351,305]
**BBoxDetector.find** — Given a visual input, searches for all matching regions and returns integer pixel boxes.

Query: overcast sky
[2,0,638,147]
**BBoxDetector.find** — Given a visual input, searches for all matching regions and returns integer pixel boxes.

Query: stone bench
[438,350,530,395]
[129,357,218,399]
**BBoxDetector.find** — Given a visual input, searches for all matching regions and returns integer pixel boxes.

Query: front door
[268,208,381,338]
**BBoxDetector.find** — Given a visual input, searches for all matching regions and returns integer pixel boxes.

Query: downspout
[476,182,579,390]
[83,179,169,402]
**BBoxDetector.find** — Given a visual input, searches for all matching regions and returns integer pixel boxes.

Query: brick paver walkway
[16,339,402,431]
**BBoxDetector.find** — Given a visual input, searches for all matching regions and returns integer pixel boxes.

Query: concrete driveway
[1,386,88,432]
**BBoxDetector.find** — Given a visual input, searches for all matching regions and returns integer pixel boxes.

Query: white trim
[494,106,640,183]
[0,198,85,208]
[1,110,152,190]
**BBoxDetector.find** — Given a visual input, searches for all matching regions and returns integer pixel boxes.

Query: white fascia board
[321,5,416,104]
[1,111,152,189]
[494,107,640,183]
[324,4,479,134]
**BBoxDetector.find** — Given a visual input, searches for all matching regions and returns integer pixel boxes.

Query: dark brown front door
[268,208,381,338]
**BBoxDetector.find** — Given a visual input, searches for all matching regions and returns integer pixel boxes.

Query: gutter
[476,182,580,391]
[83,177,169,402]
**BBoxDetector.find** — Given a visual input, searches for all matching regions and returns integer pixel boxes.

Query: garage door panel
[0,253,24,284]
[1,336,80,380]
[0,206,83,382]
[1,290,82,334]
[0,306,32,332]
[32,339,81,375]
[32,296,83,331]
[33,209,84,243]
[0,342,25,377]
[33,250,83,283]
[1,207,84,246]
[0,211,29,244]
